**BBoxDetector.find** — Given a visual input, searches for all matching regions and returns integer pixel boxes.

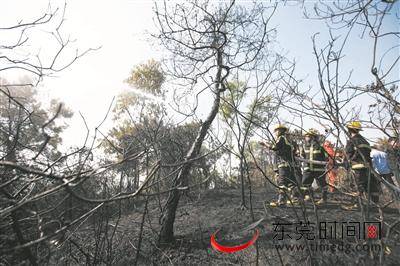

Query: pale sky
[1,0,399,148]
[2,0,158,148]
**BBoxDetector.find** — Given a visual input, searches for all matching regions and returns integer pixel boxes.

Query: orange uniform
[323,141,337,192]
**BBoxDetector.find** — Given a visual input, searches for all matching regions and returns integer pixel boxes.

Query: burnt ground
[71,186,400,266]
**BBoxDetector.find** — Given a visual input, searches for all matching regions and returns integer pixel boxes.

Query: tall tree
[0,81,73,265]
[219,79,277,207]
[0,81,73,164]
[103,59,167,189]
[154,0,278,243]
[0,4,94,264]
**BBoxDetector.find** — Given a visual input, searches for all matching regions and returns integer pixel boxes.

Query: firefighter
[345,121,379,204]
[300,129,329,204]
[260,124,298,206]
[323,140,338,193]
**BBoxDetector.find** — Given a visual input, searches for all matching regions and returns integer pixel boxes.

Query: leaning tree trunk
[159,52,225,244]
[239,146,246,207]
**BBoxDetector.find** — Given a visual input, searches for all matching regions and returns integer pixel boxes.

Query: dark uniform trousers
[271,134,299,192]
[277,166,297,189]
[346,133,380,199]
[302,170,327,190]
[353,168,380,194]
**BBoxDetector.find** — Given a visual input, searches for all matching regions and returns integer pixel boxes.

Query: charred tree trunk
[239,145,246,207]
[158,51,225,244]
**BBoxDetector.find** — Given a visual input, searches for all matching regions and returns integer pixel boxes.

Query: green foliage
[104,59,222,190]
[113,59,166,122]
[125,59,165,96]
[220,80,246,121]
[0,80,73,161]
[105,59,167,157]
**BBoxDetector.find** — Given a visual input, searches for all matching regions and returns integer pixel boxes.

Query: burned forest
[1,0,400,265]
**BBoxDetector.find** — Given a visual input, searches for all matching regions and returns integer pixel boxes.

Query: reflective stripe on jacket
[345,134,371,170]
[301,141,327,172]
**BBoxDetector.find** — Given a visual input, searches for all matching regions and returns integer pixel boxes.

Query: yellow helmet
[346,121,362,131]
[304,128,319,136]
[274,124,288,131]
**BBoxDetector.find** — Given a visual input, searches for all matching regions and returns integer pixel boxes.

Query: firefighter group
[260,121,399,208]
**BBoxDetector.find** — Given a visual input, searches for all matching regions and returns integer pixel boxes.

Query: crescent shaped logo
[210,229,260,253]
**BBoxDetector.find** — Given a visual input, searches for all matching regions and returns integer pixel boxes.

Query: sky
[1,0,399,148]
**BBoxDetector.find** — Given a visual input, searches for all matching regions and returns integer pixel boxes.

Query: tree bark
[159,52,225,244]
